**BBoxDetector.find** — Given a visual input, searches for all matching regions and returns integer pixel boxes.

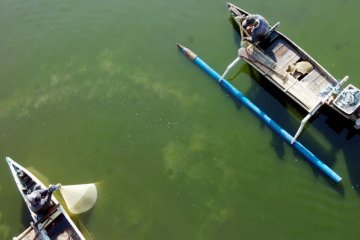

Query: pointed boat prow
[6,156,12,165]
[226,2,234,9]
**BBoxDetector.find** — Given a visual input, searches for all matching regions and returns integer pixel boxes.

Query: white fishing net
[60,184,97,214]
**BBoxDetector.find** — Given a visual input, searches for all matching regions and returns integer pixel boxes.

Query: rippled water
[0,0,359,239]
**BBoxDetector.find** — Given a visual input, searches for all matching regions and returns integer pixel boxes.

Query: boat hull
[6,157,85,240]
[226,2,360,128]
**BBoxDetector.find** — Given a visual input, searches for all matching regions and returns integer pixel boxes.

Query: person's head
[29,192,41,205]
[242,15,260,28]
[242,15,254,26]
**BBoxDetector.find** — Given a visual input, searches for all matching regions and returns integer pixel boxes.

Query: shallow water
[0,0,360,239]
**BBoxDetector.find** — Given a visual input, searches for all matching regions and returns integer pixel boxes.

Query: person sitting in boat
[26,183,61,214]
[237,14,270,43]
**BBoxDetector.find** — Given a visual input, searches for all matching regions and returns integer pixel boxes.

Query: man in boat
[237,14,270,43]
[26,183,61,214]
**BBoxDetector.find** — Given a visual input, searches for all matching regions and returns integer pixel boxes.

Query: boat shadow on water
[229,61,359,195]
[223,67,331,193]
[312,107,360,192]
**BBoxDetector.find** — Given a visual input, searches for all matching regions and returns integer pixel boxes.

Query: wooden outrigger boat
[177,43,342,182]
[6,157,86,240]
[223,2,360,142]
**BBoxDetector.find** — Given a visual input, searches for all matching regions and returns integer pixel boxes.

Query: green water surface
[0,0,360,239]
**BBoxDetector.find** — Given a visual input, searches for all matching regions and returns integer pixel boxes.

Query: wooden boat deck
[239,34,337,112]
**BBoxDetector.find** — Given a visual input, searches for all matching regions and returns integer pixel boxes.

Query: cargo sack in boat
[287,61,313,79]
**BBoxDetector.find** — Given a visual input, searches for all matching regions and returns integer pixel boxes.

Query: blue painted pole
[177,43,342,183]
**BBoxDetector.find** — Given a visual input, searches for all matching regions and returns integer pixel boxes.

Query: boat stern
[332,84,360,129]
[226,2,235,12]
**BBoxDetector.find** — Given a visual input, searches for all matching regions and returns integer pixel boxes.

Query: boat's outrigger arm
[291,75,349,144]
[220,56,241,81]
[291,106,321,145]
[220,20,280,81]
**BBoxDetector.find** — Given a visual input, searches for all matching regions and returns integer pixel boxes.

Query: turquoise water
[0,0,359,239]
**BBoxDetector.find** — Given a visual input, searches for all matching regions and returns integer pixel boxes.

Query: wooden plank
[265,41,301,70]
[287,81,321,110]
[317,76,333,90]
[273,45,289,59]
[307,75,333,95]
[270,42,285,54]
[265,39,285,62]
[278,53,300,69]
[266,38,286,53]
[46,214,82,240]
[275,44,300,68]
[240,46,293,89]
[252,61,295,90]
[300,69,321,86]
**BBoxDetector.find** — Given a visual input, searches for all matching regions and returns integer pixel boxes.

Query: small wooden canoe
[6,157,85,240]
[225,2,360,138]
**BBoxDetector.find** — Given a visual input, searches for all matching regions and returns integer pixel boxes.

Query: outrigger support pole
[291,75,349,144]
[220,20,280,82]
[220,56,241,82]
[291,106,321,144]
